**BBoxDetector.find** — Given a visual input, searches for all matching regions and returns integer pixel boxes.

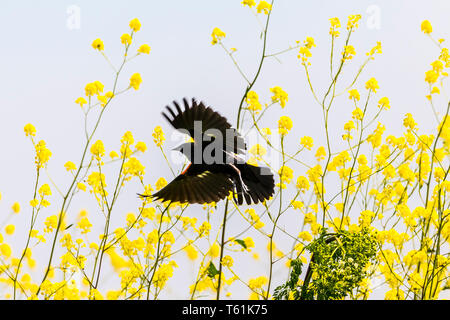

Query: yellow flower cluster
[34,140,52,169]
[129,73,142,90]
[347,14,361,30]
[278,116,293,136]
[329,17,341,37]
[249,144,267,159]
[297,36,315,66]
[246,91,262,113]
[270,86,288,108]
[278,165,293,189]
[246,208,264,229]
[256,1,272,14]
[342,45,356,61]
[152,126,165,147]
[211,27,226,45]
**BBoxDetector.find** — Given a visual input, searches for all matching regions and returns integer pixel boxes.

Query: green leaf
[234,239,247,249]
[206,261,219,278]
[65,224,74,230]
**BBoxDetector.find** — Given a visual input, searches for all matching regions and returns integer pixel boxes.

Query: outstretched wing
[162,98,246,156]
[151,165,234,204]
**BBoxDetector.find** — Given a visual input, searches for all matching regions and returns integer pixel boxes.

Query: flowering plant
[1,2,450,300]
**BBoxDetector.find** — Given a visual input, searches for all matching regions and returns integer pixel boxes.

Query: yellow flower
[129,18,141,32]
[304,212,316,225]
[344,120,355,131]
[425,70,439,84]
[77,217,92,234]
[421,20,433,34]
[5,225,15,235]
[97,94,108,107]
[298,231,312,242]
[64,161,77,171]
[261,127,271,137]
[329,17,341,37]
[109,150,119,159]
[241,0,256,7]
[431,60,444,74]
[155,177,168,191]
[365,77,379,92]
[243,237,255,250]
[75,97,87,107]
[105,91,114,99]
[184,243,198,260]
[347,14,361,30]
[246,91,262,112]
[125,212,137,227]
[30,199,39,207]
[208,243,220,258]
[278,116,293,136]
[123,157,145,178]
[431,86,440,94]
[249,144,266,158]
[300,136,314,150]
[211,27,226,45]
[12,202,20,214]
[315,146,326,161]
[256,1,272,14]
[359,210,375,227]
[91,38,104,51]
[38,184,51,197]
[153,262,177,289]
[0,243,12,258]
[135,141,147,152]
[439,48,450,67]
[304,37,316,49]
[93,80,104,93]
[87,172,107,195]
[296,176,310,192]
[378,97,390,110]
[137,44,151,54]
[306,164,323,183]
[120,131,134,158]
[222,255,234,268]
[198,221,211,237]
[129,73,142,90]
[24,123,36,137]
[248,276,268,290]
[278,165,294,185]
[77,182,87,192]
[44,215,58,233]
[120,33,132,45]
[351,108,363,121]
[90,140,105,159]
[342,45,356,61]
[246,208,264,229]
[34,140,52,168]
[366,41,382,58]
[270,86,288,108]
[291,201,303,210]
[84,83,96,97]
[348,89,360,101]
[85,81,104,96]
[298,45,313,65]
[152,126,165,147]
[403,113,417,130]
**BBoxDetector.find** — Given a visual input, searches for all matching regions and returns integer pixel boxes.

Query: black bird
[146,98,275,205]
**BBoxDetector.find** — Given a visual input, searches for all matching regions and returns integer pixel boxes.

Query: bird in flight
[144,98,274,205]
